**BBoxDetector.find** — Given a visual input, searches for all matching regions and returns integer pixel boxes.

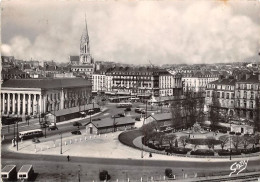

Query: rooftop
[87,117,135,129]
[2,78,91,89]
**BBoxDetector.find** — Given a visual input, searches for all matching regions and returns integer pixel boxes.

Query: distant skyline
[1,0,260,65]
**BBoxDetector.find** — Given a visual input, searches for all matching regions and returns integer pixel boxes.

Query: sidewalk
[8,128,260,162]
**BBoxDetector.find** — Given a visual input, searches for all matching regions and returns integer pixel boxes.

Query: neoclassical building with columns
[1,78,92,117]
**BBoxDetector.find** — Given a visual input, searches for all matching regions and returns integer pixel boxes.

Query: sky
[1,0,260,65]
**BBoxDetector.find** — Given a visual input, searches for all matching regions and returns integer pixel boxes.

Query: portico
[1,78,92,117]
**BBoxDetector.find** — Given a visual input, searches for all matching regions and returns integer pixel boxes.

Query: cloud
[1,0,260,65]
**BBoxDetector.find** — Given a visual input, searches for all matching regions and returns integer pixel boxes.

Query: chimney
[246,73,250,80]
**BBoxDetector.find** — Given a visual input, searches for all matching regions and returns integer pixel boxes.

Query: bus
[116,102,133,108]
[129,98,140,102]
[19,129,44,140]
[1,165,17,181]
[17,165,34,181]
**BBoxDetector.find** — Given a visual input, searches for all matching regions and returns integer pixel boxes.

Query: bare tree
[241,135,254,149]
[209,91,221,130]
[163,134,177,148]
[170,95,183,129]
[141,121,158,145]
[219,135,229,150]
[231,135,242,151]
[179,136,189,148]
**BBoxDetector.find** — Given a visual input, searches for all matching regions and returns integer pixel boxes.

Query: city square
[1,0,260,181]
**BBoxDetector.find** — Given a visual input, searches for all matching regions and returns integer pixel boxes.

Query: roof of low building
[2,78,91,89]
[147,113,172,121]
[86,117,135,129]
[50,104,98,117]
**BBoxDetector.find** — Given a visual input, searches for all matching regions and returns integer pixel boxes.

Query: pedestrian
[67,155,70,162]
[149,152,152,158]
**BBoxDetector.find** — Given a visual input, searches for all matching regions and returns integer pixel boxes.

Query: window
[226,93,230,99]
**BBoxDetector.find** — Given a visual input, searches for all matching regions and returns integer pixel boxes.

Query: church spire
[80,15,92,64]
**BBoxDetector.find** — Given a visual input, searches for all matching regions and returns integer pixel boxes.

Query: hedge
[218,150,241,156]
[165,147,191,154]
[190,149,214,156]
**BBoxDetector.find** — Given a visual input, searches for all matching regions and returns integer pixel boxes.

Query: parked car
[71,130,81,135]
[32,137,40,143]
[124,108,131,112]
[99,170,110,181]
[165,168,174,178]
[118,113,125,117]
[92,118,101,121]
[40,123,49,128]
[73,122,82,127]
[48,124,58,131]
[135,108,145,114]
[111,115,121,118]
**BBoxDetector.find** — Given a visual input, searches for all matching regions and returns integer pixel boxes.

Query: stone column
[1,93,5,114]
[22,94,26,115]
[12,93,16,114]
[60,89,64,110]
[7,93,10,114]
[17,93,21,116]
[39,94,42,115]
[33,94,37,115]
[28,94,31,115]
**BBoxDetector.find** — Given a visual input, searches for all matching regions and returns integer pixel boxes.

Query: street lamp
[229,116,232,160]
[59,132,62,154]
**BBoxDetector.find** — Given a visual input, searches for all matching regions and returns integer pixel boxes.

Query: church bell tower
[80,16,93,64]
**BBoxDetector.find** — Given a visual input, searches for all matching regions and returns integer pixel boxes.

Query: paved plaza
[8,129,260,162]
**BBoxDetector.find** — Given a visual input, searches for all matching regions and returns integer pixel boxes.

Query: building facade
[205,73,260,121]
[1,78,92,117]
[235,74,260,119]
[159,71,182,97]
[205,76,236,114]
[182,71,223,93]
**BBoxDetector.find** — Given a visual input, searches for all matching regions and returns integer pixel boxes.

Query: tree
[254,96,260,132]
[253,134,260,145]
[241,135,254,149]
[231,135,242,151]
[175,139,178,148]
[219,135,229,150]
[209,91,221,131]
[163,134,177,148]
[179,136,189,148]
[170,95,183,129]
[141,121,158,145]
[206,136,215,150]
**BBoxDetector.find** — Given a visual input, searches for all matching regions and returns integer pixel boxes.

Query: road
[2,103,260,181]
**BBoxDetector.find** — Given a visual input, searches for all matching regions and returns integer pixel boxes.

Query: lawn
[118,129,143,149]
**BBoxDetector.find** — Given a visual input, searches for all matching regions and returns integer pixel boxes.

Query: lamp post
[16,121,18,151]
[229,116,232,160]
[59,132,62,154]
